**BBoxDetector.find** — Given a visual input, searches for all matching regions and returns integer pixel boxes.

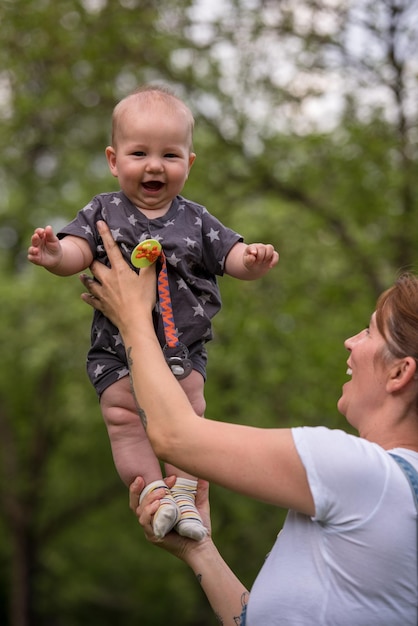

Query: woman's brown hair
[375,272,418,363]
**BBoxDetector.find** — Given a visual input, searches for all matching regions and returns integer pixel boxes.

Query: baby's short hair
[111,84,195,148]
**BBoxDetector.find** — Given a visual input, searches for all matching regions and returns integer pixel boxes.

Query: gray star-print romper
[58,192,243,397]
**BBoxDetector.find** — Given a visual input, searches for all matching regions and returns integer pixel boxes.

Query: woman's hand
[131,475,250,624]
[129,476,212,562]
[79,221,157,329]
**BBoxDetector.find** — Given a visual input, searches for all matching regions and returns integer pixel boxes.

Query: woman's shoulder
[292,426,395,523]
[292,426,391,480]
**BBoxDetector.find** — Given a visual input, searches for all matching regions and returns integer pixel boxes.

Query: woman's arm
[131,476,249,626]
[80,221,314,515]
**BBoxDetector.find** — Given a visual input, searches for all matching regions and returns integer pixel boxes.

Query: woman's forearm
[184,539,249,625]
[123,330,198,461]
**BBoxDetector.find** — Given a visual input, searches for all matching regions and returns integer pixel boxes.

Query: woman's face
[338,312,391,429]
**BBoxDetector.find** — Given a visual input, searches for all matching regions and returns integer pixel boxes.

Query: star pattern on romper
[83,195,236,381]
[94,364,105,378]
[184,237,197,248]
[113,332,123,347]
[199,293,211,305]
[167,252,181,267]
[117,367,130,379]
[82,225,93,237]
[111,228,122,240]
[206,228,220,242]
[192,303,205,317]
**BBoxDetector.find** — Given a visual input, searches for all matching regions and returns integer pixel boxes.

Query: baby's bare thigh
[100,376,138,414]
[179,369,206,416]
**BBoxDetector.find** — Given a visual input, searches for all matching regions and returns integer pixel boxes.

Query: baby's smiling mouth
[142,181,164,191]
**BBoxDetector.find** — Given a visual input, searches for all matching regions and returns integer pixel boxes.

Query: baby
[28,84,279,541]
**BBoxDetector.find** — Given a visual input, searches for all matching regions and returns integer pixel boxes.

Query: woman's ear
[387,357,417,392]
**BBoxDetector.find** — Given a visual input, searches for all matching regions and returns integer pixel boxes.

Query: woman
[81,221,418,625]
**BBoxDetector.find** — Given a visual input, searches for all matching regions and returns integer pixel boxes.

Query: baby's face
[106,100,196,217]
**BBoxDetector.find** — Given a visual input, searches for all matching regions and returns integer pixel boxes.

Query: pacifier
[131,239,162,268]
[163,343,193,380]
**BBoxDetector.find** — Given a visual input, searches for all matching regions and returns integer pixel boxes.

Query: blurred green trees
[0,0,417,623]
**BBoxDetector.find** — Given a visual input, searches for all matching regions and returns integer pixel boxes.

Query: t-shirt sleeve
[200,210,243,275]
[292,426,392,526]
[57,198,104,257]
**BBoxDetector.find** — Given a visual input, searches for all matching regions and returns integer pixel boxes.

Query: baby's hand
[243,243,279,271]
[28,225,63,269]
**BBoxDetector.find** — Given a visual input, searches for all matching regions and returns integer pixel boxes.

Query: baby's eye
[165,152,178,159]
[132,151,146,157]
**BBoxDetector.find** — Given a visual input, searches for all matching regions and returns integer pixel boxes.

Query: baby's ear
[105,146,118,176]
[188,152,196,171]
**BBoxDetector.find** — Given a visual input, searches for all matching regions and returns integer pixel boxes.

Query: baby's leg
[100,377,180,538]
[100,376,161,486]
[165,370,208,541]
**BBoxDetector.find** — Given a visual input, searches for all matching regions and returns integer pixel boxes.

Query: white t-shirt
[246,426,418,625]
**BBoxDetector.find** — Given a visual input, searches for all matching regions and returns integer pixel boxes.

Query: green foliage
[0,0,417,624]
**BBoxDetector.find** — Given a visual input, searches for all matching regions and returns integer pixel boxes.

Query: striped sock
[140,480,180,539]
[171,478,207,541]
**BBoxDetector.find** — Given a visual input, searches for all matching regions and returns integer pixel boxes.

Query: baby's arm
[224,241,279,280]
[28,225,93,276]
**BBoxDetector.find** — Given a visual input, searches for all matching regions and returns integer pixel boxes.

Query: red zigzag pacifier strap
[157,252,180,349]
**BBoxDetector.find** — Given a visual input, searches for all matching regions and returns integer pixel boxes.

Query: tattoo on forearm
[137,404,147,430]
[196,573,248,625]
[234,592,249,625]
[127,347,148,429]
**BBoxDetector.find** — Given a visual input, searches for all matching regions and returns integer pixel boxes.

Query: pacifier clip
[131,240,192,379]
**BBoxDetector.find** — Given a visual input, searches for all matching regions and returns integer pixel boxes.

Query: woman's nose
[344,336,352,351]
[344,329,365,350]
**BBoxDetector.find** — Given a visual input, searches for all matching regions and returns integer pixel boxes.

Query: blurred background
[0,0,417,623]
